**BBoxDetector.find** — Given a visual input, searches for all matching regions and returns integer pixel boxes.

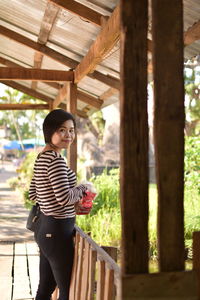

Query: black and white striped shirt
[29,150,86,219]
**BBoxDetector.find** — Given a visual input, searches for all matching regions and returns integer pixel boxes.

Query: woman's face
[51,120,75,149]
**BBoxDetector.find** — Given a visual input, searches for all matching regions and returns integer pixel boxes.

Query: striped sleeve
[29,176,37,202]
[47,156,86,206]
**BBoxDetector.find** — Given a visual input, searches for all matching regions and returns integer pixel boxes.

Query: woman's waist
[39,211,75,229]
[38,201,75,215]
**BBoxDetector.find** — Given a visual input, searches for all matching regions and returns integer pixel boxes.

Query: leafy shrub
[76,208,121,247]
[76,168,120,246]
[90,168,120,215]
[184,136,200,194]
[11,151,37,207]
[7,176,19,189]
[184,136,200,249]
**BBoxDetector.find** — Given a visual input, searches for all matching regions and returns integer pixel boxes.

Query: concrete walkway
[0,161,34,242]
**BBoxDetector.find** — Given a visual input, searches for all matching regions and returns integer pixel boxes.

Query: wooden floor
[0,241,39,300]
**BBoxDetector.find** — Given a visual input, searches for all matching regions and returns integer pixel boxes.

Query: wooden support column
[66,82,77,173]
[120,0,149,278]
[152,1,185,271]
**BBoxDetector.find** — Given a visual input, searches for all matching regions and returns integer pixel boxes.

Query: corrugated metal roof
[0,0,199,116]
[183,0,200,59]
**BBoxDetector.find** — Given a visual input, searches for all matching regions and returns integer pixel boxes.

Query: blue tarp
[3,140,22,150]
[3,139,45,150]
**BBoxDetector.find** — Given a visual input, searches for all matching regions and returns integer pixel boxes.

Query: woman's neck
[42,143,61,153]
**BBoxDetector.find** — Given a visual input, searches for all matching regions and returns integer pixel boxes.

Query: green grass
[77,183,200,260]
[77,184,158,250]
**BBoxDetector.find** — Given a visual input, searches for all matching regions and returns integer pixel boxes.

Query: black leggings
[34,212,75,300]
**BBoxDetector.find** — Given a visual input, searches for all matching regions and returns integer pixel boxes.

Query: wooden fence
[52,225,121,300]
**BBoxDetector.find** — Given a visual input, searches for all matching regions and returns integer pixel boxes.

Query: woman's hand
[75,199,92,215]
[82,181,96,193]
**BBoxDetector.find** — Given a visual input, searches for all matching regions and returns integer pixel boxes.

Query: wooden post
[66,81,77,173]
[152,0,185,271]
[193,231,200,298]
[193,232,200,271]
[102,246,118,263]
[120,0,149,277]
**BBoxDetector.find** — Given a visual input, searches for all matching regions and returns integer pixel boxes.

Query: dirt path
[0,161,34,242]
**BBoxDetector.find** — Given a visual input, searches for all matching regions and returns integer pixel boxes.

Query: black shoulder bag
[26,203,41,232]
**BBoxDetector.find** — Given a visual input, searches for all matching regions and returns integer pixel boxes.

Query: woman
[29,109,90,300]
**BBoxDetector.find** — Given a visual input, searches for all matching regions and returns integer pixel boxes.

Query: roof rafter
[53,82,103,109]
[74,5,120,83]
[184,20,200,46]
[0,25,76,68]
[32,2,59,90]
[0,80,88,118]
[73,5,153,83]
[0,67,74,82]
[49,0,105,26]
[0,80,54,103]
[99,87,118,101]
[0,56,103,109]
[0,103,49,110]
[77,90,103,109]
[89,71,119,89]
[52,84,66,109]
[59,101,88,118]
[0,56,61,90]
[0,25,120,89]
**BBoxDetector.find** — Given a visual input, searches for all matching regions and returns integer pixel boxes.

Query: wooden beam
[152,0,185,271]
[0,67,73,82]
[184,20,200,46]
[193,232,200,272]
[0,25,77,69]
[0,81,54,103]
[147,39,153,53]
[122,271,198,299]
[77,90,103,109]
[49,0,104,26]
[120,0,149,277]
[99,87,118,101]
[66,82,77,173]
[0,56,28,68]
[89,71,120,90]
[32,2,59,90]
[0,103,49,110]
[59,102,88,118]
[53,83,68,109]
[74,5,120,83]
[53,83,103,109]
[0,25,120,89]
[0,56,61,90]
[38,2,59,44]
[31,53,43,90]
[76,109,88,119]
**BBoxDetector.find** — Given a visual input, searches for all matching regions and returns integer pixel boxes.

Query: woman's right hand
[82,181,96,193]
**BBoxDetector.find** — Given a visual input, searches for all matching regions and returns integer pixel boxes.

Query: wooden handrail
[74,225,120,274]
[52,225,121,300]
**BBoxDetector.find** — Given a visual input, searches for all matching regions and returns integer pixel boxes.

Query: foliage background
[8,136,200,259]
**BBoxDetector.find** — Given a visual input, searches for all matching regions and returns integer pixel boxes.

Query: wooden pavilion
[0,0,200,299]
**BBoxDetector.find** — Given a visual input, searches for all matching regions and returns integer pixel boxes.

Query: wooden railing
[52,225,121,300]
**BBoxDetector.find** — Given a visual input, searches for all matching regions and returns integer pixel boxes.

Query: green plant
[9,151,37,207]
[148,184,158,258]
[76,208,121,247]
[89,168,120,216]
[7,176,19,189]
[184,136,200,193]
[76,168,121,247]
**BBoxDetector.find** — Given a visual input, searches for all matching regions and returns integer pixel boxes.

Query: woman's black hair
[43,109,76,144]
